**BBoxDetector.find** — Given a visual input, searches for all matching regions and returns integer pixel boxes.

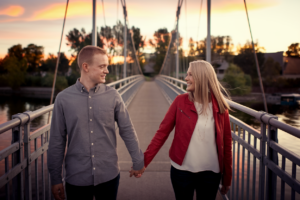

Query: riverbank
[0,87,54,99]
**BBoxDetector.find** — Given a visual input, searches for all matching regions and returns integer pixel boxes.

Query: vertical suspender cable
[185,0,188,72]
[196,0,204,42]
[206,0,211,63]
[92,0,97,46]
[243,0,268,113]
[102,0,106,26]
[48,0,69,124]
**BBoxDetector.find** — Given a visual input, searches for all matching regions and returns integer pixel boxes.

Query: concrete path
[116,81,223,200]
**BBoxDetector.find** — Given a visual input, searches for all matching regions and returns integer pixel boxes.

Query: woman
[143,60,232,200]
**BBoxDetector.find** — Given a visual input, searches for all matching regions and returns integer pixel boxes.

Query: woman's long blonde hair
[188,60,231,114]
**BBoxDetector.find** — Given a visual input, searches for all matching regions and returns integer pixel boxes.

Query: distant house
[212,59,229,80]
[262,52,300,79]
[282,57,300,79]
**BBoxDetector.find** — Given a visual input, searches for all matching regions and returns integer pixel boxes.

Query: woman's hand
[129,166,146,178]
[220,185,230,195]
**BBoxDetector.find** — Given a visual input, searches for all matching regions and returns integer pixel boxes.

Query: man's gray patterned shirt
[48,79,144,186]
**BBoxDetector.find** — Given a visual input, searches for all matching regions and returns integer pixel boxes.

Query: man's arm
[114,93,144,171]
[47,95,67,186]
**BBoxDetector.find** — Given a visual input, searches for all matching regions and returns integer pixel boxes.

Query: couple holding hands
[48,46,232,200]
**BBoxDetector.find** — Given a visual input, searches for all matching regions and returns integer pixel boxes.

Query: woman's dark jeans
[66,173,120,200]
[171,166,221,200]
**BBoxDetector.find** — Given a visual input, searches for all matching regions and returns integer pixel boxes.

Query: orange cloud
[213,2,276,13]
[0,5,24,17]
[32,1,110,21]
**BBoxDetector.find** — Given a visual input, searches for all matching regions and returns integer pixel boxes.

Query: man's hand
[51,183,66,200]
[129,166,146,178]
[220,185,230,195]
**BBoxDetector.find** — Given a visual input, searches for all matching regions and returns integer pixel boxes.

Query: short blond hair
[77,45,107,70]
[188,60,231,114]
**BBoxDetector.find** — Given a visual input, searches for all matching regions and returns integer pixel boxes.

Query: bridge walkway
[116,81,223,200]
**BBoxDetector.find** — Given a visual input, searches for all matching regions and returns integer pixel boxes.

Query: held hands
[129,166,146,178]
[220,185,230,195]
[51,183,66,200]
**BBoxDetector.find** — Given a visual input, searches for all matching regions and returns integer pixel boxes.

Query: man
[48,45,145,200]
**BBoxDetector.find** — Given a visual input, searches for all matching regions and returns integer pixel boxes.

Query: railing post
[24,117,32,200]
[12,114,25,200]
[266,114,278,200]
[258,112,267,200]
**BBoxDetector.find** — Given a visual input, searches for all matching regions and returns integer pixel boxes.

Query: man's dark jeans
[66,174,120,200]
[171,166,221,200]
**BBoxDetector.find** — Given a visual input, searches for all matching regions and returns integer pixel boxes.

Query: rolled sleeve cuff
[50,175,63,186]
[132,157,145,171]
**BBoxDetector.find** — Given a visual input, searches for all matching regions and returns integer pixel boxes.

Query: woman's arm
[144,96,178,168]
[222,110,233,187]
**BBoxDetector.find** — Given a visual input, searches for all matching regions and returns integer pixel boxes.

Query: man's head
[77,45,109,84]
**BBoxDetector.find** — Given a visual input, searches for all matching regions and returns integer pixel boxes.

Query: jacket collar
[184,92,220,113]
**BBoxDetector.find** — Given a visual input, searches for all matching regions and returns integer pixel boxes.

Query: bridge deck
[116,81,222,200]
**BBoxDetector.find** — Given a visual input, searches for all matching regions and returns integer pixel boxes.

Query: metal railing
[0,75,144,200]
[156,75,300,200]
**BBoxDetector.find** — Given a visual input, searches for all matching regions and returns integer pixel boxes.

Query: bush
[41,73,68,92]
[23,75,42,86]
[222,63,252,96]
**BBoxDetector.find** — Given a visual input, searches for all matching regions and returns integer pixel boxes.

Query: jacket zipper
[179,108,190,119]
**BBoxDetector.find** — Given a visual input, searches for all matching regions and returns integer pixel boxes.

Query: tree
[2,55,27,89]
[23,44,44,73]
[233,41,265,79]
[222,63,251,95]
[41,53,70,75]
[191,35,234,62]
[261,57,281,78]
[8,44,24,60]
[149,28,171,73]
[66,28,105,54]
[285,43,300,58]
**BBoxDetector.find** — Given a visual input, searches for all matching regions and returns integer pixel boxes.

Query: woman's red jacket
[144,93,233,187]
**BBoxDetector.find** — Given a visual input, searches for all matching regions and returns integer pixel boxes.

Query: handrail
[0,75,144,135]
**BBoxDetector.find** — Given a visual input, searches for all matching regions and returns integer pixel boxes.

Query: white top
[171,102,220,173]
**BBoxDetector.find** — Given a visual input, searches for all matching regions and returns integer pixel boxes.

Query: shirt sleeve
[114,92,144,171]
[143,96,178,168]
[47,94,67,185]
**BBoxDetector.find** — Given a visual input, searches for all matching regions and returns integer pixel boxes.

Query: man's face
[88,54,109,84]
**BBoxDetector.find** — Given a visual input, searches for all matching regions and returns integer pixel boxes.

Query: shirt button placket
[89,91,95,174]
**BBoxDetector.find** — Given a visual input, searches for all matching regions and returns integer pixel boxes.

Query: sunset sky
[0,0,299,59]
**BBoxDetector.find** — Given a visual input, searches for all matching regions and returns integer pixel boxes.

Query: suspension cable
[196,0,204,42]
[243,0,268,113]
[48,0,69,123]
[102,0,106,26]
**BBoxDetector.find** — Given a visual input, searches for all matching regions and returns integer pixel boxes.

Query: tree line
[0,22,299,95]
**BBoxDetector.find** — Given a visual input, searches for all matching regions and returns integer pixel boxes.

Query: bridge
[0,0,300,200]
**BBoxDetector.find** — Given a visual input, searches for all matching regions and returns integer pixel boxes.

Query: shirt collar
[75,78,103,93]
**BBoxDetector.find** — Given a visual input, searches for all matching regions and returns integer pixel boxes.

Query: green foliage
[23,44,44,73]
[23,75,42,86]
[233,41,265,78]
[188,36,234,62]
[261,57,281,78]
[222,64,252,96]
[66,28,105,54]
[2,56,27,89]
[41,73,68,92]
[40,53,70,75]
[149,28,170,73]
